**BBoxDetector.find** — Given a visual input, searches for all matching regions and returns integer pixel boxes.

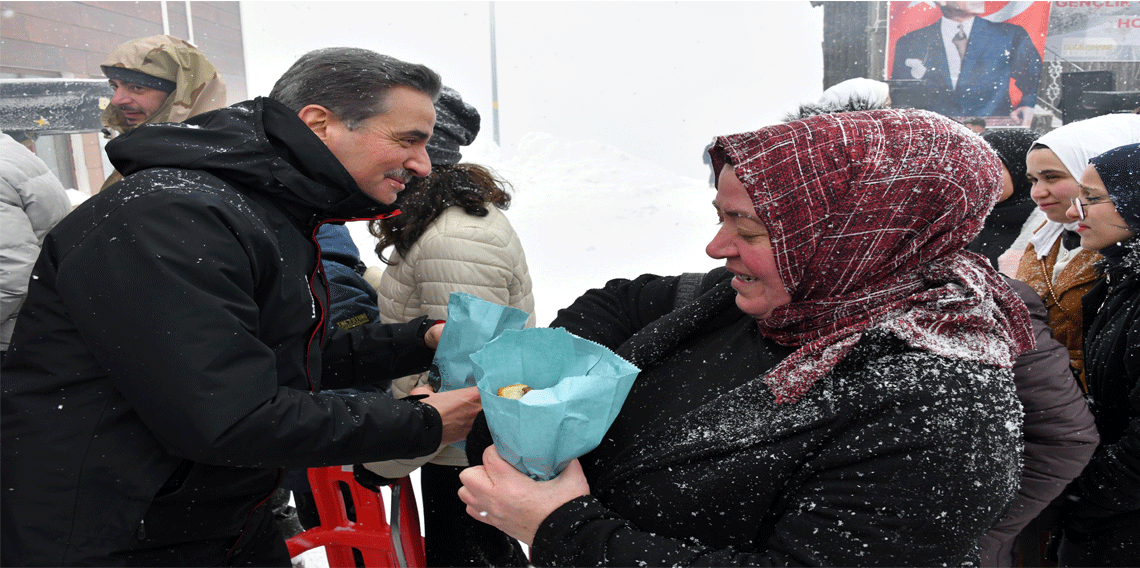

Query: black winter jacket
[1,98,442,565]
[535,268,1022,567]
[1062,241,1140,557]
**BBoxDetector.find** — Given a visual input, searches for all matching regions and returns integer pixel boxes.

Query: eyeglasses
[1070,195,1113,220]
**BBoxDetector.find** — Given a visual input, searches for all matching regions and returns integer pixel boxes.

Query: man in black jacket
[1,48,481,566]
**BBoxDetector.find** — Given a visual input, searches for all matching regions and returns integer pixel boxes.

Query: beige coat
[363,205,535,473]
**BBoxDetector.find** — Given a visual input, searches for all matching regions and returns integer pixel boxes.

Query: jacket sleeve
[1,156,70,337]
[979,279,1099,563]
[0,191,38,328]
[549,273,683,348]
[54,191,440,468]
[319,316,435,392]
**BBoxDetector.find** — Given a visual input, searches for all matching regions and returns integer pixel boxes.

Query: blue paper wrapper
[429,292,530,392]
[472,327,640,480]
[429,293,530,452]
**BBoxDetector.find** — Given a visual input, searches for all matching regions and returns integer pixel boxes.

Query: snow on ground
[347,130,723,325]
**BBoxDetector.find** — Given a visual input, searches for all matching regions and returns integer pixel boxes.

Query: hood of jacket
[100,35,228,135]
[105,97,399,230]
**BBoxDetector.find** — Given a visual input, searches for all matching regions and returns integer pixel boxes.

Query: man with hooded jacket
[99,35,228,191]
[1,48,481,566]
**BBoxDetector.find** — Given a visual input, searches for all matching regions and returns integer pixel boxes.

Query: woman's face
[1026,147,1080,223]
[998,164,1015,203]
[1066,164,1135,251]
[706,165,792,320]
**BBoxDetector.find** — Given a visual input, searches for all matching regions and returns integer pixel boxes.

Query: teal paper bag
[428,292,530,392]
[472,327,640,481]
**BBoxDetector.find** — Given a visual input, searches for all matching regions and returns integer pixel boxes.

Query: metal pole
[160,0,170,35]
[489,1,501,146]
[185,0,195,44]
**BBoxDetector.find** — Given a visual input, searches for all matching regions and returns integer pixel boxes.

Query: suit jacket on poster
[892,16,1042,117]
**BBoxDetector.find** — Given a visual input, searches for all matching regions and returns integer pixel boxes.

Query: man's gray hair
[269,47,442,129]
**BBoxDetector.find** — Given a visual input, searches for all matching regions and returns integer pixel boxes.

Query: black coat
[534,268,1022,566]
[1,98,442,565]
[1061,243,1140,564]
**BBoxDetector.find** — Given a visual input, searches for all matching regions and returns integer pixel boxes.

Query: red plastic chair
[286,465,426,568]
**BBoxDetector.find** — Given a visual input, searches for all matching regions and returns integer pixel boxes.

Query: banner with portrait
[887,1,1051,126]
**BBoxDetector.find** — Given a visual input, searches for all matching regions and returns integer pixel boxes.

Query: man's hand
[1011,105,1035,127]
[458,446,591,546]
[411,385,480,446]
[423,322,444,349]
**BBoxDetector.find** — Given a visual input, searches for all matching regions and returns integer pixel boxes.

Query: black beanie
[427,86,480,166]
[981,128,1039,204]
[1090,142,1140,232]
[101,66,177,94]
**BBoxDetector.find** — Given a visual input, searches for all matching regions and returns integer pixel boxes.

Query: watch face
[427,363,442,392]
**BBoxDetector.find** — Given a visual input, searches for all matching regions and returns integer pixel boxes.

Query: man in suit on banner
[892,1,1041,126]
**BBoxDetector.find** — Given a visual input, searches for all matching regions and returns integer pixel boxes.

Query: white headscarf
[818,78,891,109]
[1028,113,1140,257]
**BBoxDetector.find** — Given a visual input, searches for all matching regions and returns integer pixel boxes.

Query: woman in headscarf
[457,109,1034,566]
[1016,113,1140,388]
[784,101,1093,568]
[1057,143,1140,567]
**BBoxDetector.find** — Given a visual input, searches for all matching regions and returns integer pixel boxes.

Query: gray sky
[240,1,825,181]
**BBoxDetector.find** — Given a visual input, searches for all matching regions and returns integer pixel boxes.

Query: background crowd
[1,34,1137,568]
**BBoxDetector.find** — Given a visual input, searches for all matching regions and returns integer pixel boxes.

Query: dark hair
[268,47,442,129]
[964,117,987,128]
[370,163,512,263]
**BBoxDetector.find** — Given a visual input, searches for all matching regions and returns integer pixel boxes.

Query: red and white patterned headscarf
[709,109,1035,404]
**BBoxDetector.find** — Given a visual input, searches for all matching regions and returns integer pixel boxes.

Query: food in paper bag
[471,327,640,481]
[497,384,532,399]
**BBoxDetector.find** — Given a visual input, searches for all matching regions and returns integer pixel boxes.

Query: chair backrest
[286,465,426,568]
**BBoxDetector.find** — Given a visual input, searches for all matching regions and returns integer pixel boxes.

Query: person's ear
[297,104,337,141]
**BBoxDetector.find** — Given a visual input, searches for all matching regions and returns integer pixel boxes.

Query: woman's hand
[458,445,590,546]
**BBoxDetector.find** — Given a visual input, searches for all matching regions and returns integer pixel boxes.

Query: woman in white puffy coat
[362,87,535,567]
[1,134,71,359]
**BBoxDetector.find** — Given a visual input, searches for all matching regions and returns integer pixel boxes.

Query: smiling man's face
[317,86,436,205]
